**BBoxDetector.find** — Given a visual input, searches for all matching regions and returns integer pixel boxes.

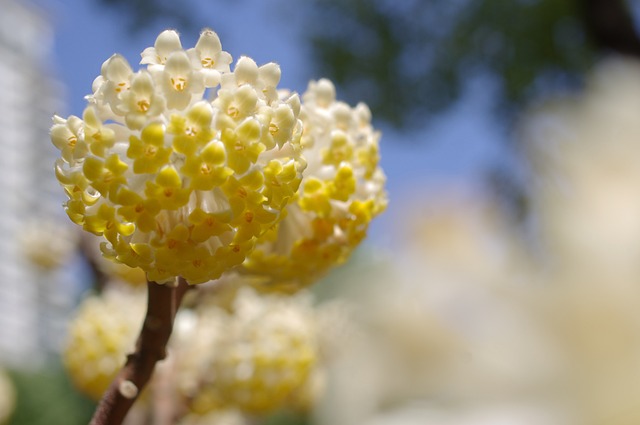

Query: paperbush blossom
[175,288,319,414]
[63,287,146,400]
[52,29,305,284]
[243,79,387,291]
[20,218,78,269]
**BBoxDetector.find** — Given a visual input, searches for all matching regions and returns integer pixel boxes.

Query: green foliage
[308,0,596,128]
[262,410,310,425]
[8,363,95,425]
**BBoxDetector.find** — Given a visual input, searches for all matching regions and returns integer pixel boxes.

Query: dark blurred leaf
[8,363,95,425]
[308,0,599,128]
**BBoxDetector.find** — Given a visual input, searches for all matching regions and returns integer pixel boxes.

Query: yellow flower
[52,29,305,284]
[243,79,387,291]
[50,115,87,163]
[186,28,233,87]
[141,29,183,69]
[174,288,319,415]
[63,287,146,400]
[20,218,78,270]
[118,71,166,129]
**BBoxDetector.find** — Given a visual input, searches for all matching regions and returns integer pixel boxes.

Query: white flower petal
[259,62,281,88]
[234,56,259,86]
[154,29,183,61]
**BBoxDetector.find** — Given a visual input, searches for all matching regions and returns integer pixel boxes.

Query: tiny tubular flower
[242,78,387,292]
[118,71,166,129]
[101,54,134,110]
[141,29,184,69]
[221,56,282,104]
[161,50,206,110]
[50,115,87,163]
[187,28,233,88]
[52,29,305,285]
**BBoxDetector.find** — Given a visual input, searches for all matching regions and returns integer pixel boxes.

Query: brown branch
[90,277,192,425]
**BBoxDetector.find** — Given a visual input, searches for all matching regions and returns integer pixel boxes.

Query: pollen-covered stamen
[91,131,103,141]
[200,164,212,175]
[171,77,188,92]
[115,82,128,93]
[269,123,279,135]
[102,171,114,184]
[144,145,157,157]
[228,105,240,118]
[201,57,215,68]
[137,99,150,112]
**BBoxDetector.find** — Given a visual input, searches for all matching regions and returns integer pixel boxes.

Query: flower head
[63,287,146,400]
[20,218,78,270]
[242,79,387,291]
[52,29,305,284]
[175,287,319,415]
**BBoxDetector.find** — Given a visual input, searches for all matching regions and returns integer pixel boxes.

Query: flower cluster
[63,287,146,400]
[20,218,78,270]
[63,285,331,418]
[176,288,319,415]
[243,79,387,290]
[52,29,305,284]
[52,27,386,291]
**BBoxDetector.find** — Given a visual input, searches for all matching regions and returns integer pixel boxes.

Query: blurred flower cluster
[61,276,349,424]
[308,58,640,425]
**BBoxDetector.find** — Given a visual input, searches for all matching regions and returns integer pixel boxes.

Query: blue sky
[45,0,508,246]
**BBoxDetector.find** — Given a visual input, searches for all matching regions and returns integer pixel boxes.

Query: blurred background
[3,0,640,424]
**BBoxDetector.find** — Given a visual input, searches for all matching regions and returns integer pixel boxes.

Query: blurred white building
[0,0,71,366]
